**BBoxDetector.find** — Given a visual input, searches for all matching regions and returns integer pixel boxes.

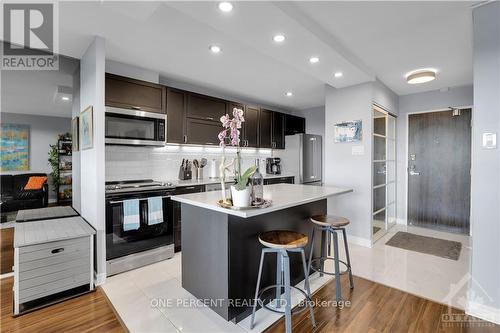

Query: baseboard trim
[466,301,500,325]
[396,218,407,225]
[94,272,106,286]
[337,232,372,248]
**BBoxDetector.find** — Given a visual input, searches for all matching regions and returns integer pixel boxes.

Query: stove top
[105,179,175,193]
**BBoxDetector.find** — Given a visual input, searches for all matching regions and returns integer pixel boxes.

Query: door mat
[385,231,462,260]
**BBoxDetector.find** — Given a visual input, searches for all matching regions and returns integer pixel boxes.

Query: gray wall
[293,106,325,137]
[468,2,500,319]
[324,80,398,245]
[0,112,71,202]
[325,83,374,244]
[396,85,474,222]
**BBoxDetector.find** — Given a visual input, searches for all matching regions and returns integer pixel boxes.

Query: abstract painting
[334,120,362,143]
[0,124,30,171]
[80,106,93,150]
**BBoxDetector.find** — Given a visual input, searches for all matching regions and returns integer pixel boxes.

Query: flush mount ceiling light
[334,72,343,78]
[309,57,319,64]
[209,45,222,53]
[273,34,286,43]
[285,91,293,97]
[218,2,233,12]
[61,96,70,101]
[406,69,436,84]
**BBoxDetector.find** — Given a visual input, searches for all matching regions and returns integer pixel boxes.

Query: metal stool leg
[307,227,315,277]
[276,252,283,308]
[320,229,326,277]
[331,229,342,302]
[300,249,316,328]
[342,228,354,289]
[282,250,292,333]
[250,250,266,329]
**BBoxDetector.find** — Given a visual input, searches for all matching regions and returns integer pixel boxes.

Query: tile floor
[102,224,470,332]
[347,224,471,310]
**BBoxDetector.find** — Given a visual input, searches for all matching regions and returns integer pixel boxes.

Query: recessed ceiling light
[334,72,343,78]
[309,57,320,64]
[218,2,233,12]
[209,45,222,53]
[406,69,436,84]
[285,91,293,97]
[273,34,286,43]
[61,96,70,101]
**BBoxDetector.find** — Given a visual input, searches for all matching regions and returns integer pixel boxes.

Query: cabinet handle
[184,187,195,190]
[183,135,187,143]
[131,106,141,110]
[206,117,214,120]
[205,142,214,145]
[51,248,65,254]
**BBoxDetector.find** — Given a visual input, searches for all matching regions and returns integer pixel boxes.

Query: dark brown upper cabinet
[242,105,260,148]
[105,73,166,113]
[186,93,227,122]
[185,118,221,146]
[285,114,306,135]
[272,112,285,149]
[166,88,186,144]
[259,109,273,149]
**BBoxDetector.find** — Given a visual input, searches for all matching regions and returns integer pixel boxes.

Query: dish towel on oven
[147,197,164,225]
[123,199,140,231]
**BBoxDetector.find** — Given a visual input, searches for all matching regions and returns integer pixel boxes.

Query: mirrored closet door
[372,105,397,242]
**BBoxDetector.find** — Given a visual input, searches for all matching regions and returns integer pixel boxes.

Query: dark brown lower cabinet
[263,176,295,185]
[185,118,221,145]
[172,185,205,252]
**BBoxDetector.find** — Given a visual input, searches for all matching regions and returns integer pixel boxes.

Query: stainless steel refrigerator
[275,134,322,185]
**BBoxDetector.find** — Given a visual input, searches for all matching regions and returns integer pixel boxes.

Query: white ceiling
[1,55,78,118]
[3,1,474,114]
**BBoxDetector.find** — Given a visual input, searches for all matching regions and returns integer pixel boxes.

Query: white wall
[79,36,106,283]
[293,106,325,137]
[468,2,500,323]
[325,83,373,244]
[324,79,399,245]
[0,112,71,202]
[396,85,473,223]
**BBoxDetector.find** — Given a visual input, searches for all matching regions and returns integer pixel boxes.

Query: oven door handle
[108,195,171,204]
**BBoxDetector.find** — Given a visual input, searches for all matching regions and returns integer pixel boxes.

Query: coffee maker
[266,158,281,175]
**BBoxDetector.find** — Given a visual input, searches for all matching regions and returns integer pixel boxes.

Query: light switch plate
[482,132,497,149]
[351,145,364,155]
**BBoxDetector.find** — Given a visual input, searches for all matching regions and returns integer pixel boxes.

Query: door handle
[409,170,420,176]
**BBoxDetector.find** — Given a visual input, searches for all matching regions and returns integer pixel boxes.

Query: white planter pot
[230,185,251,208]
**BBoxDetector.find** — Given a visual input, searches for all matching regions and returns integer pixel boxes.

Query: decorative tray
[217,199,272,210]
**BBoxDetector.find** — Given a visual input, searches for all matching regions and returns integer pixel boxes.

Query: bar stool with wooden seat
[250,230,316,333]
[307,215,354,302]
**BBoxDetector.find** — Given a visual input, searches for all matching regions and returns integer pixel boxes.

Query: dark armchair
[0,173,49,213]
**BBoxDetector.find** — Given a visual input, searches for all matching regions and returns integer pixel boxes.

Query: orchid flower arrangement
[219,108,257,191]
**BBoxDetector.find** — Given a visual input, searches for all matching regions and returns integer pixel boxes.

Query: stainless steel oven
[105,180,174,275]
[105,107,166,146]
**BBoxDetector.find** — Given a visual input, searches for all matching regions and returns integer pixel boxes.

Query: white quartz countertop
[173,174,295,188]
[171,184,353,218]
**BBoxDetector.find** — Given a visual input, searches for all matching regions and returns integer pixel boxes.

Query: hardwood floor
[0,277,125,333]
[0,228,14,274]
[264,275,500,333]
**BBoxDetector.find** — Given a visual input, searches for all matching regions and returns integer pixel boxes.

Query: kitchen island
[171,184,353,323]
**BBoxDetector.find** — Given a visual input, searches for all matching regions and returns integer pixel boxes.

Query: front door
[407,109,471,234]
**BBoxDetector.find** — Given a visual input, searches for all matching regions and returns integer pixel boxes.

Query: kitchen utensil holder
[196,167,204,180]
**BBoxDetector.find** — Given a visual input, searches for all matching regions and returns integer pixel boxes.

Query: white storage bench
[13,216,96,315]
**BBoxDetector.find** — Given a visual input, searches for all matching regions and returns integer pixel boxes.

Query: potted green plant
[218,108,256,207]
[47,143,60,195]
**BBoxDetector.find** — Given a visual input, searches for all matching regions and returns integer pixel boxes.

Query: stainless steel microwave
[105,107,166,146]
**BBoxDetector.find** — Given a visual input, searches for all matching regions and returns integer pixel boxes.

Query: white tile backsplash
[106,145,272,182]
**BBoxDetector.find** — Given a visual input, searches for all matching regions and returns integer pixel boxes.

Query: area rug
[385,231,462,260]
